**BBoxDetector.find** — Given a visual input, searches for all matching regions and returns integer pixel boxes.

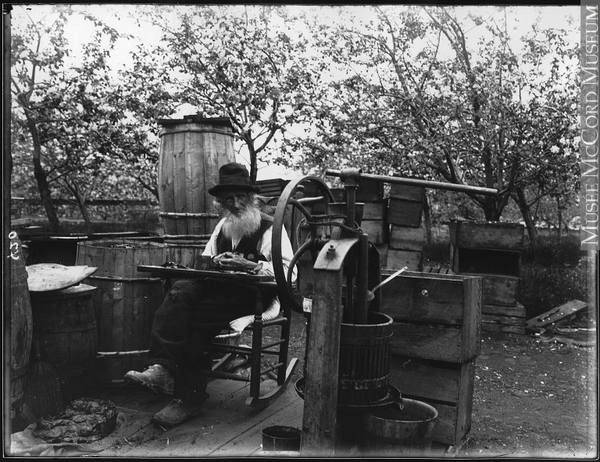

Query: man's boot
[124,364,174,395]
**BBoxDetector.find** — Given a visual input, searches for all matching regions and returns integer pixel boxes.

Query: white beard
[221,205,262,244]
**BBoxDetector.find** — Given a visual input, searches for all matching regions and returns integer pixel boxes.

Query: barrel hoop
[35,322,97,334]
[340,335,393,346]
[88,275,163,283]
[339,375,390,390]
[159,127,234,137]
[97,349,150,357]
[160,212,220,219]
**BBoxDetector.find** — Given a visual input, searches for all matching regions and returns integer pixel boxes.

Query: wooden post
[301,238,359,456]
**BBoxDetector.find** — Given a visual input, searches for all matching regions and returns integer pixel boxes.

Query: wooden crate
[389,183,425,202]
[361,202,386,220]
[449,220,525,251]
[482,302,527,335]
[482,275,519,306]
[386,249,422,271]
[380,271,482,363]
[356,179,384,202]
[389,356,475,446]
[361,219,388,245]
[375,244,388,267]
[380,270,482,446]
[389,224,426,251]
[387,198,423,227]
[256,178,290,197]
[450,247,520,277]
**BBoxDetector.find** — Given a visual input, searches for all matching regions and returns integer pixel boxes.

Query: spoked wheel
[272,176,334,314]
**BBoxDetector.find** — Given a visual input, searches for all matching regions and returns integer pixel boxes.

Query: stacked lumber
[379,270,482,446]
[449,220,526,334]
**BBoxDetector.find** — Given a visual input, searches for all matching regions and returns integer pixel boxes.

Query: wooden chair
[207,281,299,408]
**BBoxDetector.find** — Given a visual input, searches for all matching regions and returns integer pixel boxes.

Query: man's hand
[212,252,262,273]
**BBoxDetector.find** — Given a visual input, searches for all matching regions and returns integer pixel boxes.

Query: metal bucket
[261,425,301,452]
[338,311,393,407]
[359,398,438,456]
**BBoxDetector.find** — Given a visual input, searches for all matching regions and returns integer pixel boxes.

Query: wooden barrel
[30,284,98,402]
[76,239,166,383]
[338,311,393,407]
[158,116,236,235]
[9,233,33,419]
[163,235,212,269]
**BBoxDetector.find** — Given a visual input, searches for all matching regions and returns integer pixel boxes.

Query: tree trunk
[26,117,61,232]
[514,187,537,249]
[76,199,93,234]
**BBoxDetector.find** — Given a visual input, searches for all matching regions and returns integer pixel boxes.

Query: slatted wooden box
[389,224,427,251]
[482,302,527,335]
[387,198,423,228]
[379,270,482,446]
[386,249,422,271]
[448,220,525,251]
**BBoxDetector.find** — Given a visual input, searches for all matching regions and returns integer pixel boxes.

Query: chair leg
[249,289,264,399]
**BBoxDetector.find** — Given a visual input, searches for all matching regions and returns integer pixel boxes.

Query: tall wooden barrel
[30,284,98,401]
[9,232,33,419]
[163,235,211,269]
[76,239,166,383]
[158,116,236,236]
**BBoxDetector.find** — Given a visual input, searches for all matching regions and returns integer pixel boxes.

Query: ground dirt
[262,309,598,459]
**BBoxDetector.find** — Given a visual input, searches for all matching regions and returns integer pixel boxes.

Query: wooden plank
[481,275,520,306]
[449,220,525,250]
[375,244,388,267]
[361,202,386,220]
[394,360,475,446]
[452,248,520,277]
[389,183,425,202]
[526,299,588,328]
[96,379,303,458]
[356,179,384,202]
[386,198,422,227]
[389,355,466,404]
[386,249,422,271]
[389,322,480,363]
[482,313,527,327]
[482,303,527,317]
[379,271,481,326]
[388,225,427,251]
[361,219,387,245]
[482,323,526,335]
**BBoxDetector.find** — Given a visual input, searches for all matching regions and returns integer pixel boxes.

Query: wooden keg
[76,239,166,383]
[157,115,236,235]
[9,232,33,419]
[30,284,98,401]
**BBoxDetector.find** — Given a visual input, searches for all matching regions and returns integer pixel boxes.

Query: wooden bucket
[9,233,33,419]
[338,311,393,407]
[30,284,98,401]
[157,116,236,235]
[76,239,166,383]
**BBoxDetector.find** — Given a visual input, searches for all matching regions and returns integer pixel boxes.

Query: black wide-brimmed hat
[208,162,261,196]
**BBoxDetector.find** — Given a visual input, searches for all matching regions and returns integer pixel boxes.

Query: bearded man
[125,162,295,427]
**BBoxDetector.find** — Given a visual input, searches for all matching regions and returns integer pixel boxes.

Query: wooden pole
[301,238,359,456]
[326,169,499,196]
